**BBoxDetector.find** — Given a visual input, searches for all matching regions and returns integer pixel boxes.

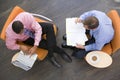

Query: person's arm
[24,12,42,54]
[85,40,105,51]
[6,36,30,53]
[6,36,20,50]
[31,18,42,54]
[29,22,42,54]
[75,43,85,49]
[31,21,42,46]
[25,12,42,47]
[28,45,37,55]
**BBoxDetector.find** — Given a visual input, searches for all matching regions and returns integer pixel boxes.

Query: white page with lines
[66,18,88,46]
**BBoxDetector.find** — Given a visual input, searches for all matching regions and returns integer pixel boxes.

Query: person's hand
[20,45,29,54]
[28,45,37,55]
[75,43,85,49]
[75,18,81,24]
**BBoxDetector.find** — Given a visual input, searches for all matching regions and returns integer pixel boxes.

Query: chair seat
[36,48,48,60]
[100,10,120,55]
[101,43,112,55]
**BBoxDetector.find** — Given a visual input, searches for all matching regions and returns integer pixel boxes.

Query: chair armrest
[31,13,53,22]
[107,10,120,53]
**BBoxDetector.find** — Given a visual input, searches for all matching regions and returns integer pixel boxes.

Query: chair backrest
[107,10,120,53]
[0,6,24,40]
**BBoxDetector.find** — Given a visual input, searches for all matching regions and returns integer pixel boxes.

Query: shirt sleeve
[31,21,42,46]
[26,13,42,46]
[85,39,105,51]
[5,36,20,50]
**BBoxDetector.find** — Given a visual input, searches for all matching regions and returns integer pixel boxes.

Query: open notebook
[66,17,88,46]
[11,51,38,71]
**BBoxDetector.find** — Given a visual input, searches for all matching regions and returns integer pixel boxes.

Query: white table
[85,51,112,68]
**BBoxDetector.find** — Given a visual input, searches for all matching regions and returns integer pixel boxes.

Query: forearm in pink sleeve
[32,22,42,46]
[6,38,20,50]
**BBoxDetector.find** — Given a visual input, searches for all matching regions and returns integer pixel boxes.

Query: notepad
[66,18,88,46]
[11,51,38,71]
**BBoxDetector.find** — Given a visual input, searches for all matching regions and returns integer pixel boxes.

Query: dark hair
[83,16,99,29]
[12,21,24,34]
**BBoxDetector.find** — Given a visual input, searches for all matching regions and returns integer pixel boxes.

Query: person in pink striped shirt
[6,12,72,68]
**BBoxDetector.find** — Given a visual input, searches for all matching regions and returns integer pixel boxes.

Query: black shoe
[61,41,75,49]
[60,53,72,63]
[61,41,69,48]
[63,34,67,40]
[49,57,62,68]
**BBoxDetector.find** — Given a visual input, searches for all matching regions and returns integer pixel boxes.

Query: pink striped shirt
[6,12,42,50]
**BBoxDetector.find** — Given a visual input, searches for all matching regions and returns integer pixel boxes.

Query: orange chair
[101,10,120,55]
[0,6,57,60]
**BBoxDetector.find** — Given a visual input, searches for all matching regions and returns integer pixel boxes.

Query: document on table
[66,17,88,46]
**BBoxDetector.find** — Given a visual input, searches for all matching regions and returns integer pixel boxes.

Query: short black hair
[12,21,24,34]
[83,16,99,29]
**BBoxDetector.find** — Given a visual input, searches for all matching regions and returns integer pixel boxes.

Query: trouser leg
[72,49,90,59]
[54,46,66,54]
[53,46,72,62]
[39,22,72,62]
[72,36,95,59]
[39,22,63,67]
[39,22,57,58]
[23,38,48,49]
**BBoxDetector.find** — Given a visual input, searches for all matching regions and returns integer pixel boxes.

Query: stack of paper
[11,51,38,71]
[66,18,88,46]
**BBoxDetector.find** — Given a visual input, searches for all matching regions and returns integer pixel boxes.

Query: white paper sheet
[11,51,38,71]
[66,18,88,46]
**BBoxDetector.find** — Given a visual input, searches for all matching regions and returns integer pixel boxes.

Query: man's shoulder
[17,12,31,16]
